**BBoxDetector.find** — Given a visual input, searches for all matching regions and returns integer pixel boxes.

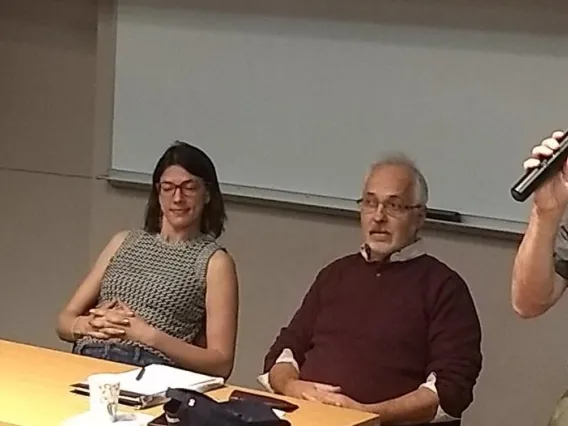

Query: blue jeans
[74,342,172,367]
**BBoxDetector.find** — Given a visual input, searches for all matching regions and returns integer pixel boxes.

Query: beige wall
[3,1,568,425]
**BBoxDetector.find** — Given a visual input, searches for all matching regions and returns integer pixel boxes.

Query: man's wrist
[280,377,298,396]
[360,401,382,415]
[531,204,565,225]
[268,365,298,395]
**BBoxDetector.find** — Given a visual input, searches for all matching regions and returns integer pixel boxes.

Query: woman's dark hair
[144,141,227,238]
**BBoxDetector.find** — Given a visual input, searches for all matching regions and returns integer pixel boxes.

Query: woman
[56,141,238,379]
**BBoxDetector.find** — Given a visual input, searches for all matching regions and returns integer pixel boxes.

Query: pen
[136,366,146,381]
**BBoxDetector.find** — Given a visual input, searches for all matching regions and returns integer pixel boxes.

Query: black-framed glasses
[356,195,423,217]
[157,180,202,197]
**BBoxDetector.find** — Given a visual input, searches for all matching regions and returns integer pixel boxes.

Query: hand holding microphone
[512,130,568,214]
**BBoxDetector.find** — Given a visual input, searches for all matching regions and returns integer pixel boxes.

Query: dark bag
[161,388,291,426]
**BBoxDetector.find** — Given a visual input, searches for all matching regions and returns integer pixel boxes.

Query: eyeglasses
[356,195,423,217]
[157,181,202,197]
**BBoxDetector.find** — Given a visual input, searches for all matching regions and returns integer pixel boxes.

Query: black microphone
[511,131,568,202]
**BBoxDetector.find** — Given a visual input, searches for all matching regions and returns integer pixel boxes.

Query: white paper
[83,364,224,397]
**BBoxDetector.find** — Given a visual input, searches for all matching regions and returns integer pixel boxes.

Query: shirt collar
[360,238,425,263]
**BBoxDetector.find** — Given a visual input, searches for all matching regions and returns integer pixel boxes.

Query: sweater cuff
[419,373,460,423]
[257,348,299,392]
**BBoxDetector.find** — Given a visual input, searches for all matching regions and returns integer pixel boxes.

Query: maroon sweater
[263,253,482,424]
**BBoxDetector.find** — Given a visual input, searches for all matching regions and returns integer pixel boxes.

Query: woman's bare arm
[148,249,239,378]
[56,231,128,341]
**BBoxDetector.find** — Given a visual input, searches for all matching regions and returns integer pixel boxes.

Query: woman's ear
[204,190,211,204]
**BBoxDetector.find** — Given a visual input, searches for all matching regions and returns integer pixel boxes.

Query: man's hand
[302,389,366,411]
[524,130,568,215]
[282,379,341,399]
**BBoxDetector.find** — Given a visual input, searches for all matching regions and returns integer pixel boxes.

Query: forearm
[149,329,234,379]
[364,387,439,425]
[56,311,90,342]
[512,206,564,316]
[268,362,299,394]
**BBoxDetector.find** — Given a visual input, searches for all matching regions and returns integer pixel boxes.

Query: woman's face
[157,165,209,233]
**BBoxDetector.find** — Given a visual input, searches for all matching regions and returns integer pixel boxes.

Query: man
[511,130,568,425]
[259,155,482,425]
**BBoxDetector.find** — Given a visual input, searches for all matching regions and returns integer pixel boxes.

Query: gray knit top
[74,229,222,362]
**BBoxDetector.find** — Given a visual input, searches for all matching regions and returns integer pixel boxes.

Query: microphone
[511,131,568,202]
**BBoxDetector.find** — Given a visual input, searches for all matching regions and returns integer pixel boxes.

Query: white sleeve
[419,373,460,423]
[257,348,299,393]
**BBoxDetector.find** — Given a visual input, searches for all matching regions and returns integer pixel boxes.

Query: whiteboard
[111,0,568,233]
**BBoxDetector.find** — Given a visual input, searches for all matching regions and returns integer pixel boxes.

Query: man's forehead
[364,164,414,195]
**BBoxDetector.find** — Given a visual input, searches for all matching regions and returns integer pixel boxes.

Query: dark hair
[144,141,227,238]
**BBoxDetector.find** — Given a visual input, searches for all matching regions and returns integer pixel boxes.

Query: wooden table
[0,339,380,426]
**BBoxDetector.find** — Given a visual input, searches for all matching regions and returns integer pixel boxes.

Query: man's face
[359,165,426,260]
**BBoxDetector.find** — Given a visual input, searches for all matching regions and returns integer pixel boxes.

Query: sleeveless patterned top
[75,229,222,362]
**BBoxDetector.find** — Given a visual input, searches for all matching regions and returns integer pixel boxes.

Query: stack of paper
[70,364,225,408]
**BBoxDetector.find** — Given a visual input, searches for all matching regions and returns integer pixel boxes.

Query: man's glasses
[356,195,423,217]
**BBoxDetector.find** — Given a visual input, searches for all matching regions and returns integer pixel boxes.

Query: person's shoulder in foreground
[260,153,482,425]
[510,129,568,426]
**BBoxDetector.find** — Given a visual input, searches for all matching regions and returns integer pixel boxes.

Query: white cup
[88,373,121,423]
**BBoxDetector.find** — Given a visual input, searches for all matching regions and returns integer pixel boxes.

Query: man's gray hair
[369,153,429,205]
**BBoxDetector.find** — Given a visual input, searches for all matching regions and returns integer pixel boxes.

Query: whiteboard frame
[106,168,527,238]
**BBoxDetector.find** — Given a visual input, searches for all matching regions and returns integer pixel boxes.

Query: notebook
[70,364,225,409]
